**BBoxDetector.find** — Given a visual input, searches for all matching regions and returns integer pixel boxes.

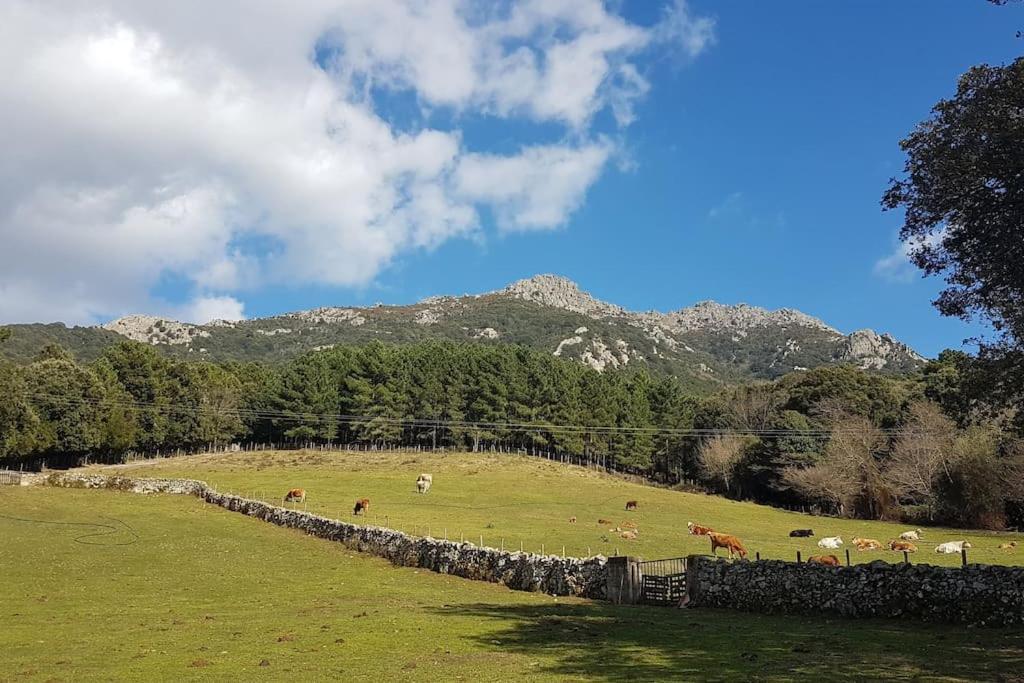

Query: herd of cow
[281,473,434,517]
[278,484,1018,565]
[686,521,1019,564]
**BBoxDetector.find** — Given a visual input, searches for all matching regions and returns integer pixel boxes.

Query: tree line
[1,336,1021,529]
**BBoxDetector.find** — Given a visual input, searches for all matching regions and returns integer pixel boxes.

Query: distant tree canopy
[883,56,1024,429]
[2,337,1022,527]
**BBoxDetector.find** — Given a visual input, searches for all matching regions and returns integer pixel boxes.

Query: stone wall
[43,473,607,599]
[685,555,1024,626]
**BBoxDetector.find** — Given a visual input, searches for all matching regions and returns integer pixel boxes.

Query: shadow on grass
[432,602,1024,682]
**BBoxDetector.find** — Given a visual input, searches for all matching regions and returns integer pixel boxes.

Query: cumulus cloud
[177,296,246,325]
[0,0,714,324]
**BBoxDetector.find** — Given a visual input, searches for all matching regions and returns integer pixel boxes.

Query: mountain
[0,275,924,388]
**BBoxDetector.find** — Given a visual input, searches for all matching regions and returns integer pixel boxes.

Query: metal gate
[638,557,686,606]
[0,470,24,486]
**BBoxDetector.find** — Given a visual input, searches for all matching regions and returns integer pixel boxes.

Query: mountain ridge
[3,274,924,387]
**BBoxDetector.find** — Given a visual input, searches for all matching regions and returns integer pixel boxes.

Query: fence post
[845,549,851,566]
[962,547,968,567]
[606,556,643,605]
[904,551,910,564]
[755,552,760,561]
[797,551,802,564]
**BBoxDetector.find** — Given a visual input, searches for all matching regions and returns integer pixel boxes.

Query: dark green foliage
[2,336,1019,527]
[884,57,1024,428]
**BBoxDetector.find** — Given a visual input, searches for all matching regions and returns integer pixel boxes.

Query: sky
[1,1,1021,357]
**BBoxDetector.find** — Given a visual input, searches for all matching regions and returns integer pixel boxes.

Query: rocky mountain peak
[498,274,626,318]
[835,329,926,370]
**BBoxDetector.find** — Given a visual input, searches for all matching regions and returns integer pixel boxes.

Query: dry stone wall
[686,555,1024,626]
[43,473,606,599]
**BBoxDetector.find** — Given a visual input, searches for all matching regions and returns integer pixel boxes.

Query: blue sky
[266,0,1019,359]
[3,1,1021,358]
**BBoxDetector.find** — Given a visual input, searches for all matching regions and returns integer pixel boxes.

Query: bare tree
[725,383,781,431]
[784,412,890,518]
[698,435,751,495]
[887,402,958,519]
[783,459,858,516]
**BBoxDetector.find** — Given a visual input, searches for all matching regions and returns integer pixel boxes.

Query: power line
[19,389,938,438]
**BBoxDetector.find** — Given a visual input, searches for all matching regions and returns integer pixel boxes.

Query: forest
[1,334,1021,529]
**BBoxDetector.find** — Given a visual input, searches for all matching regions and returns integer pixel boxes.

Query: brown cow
[597,518,613,525]
[353,498,370,515]
[625,500,638,511]
[852,537,883,551]
[621,520,638,530]
[283,488,306,503]
[568,516,577,524]
[889,540,917,553]
[687,521,714,536]
[999,541,1018,550]
[708,532,747,559]
[807,554,841,567]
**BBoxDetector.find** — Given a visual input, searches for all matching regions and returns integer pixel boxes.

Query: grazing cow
[353,498,370,516]
[852,537,883,551]
[888,540,917,553]
[416,473,432,494]
[789,529,814,538]
[625,500,639,511]
[817,536,843,549]
[807,554,841,567]
[935,540,972,554]
[568,516,577,524]
[620,530,639,540]
[708,532,748,559]
[899,528,924,541]
[999,541,1018,550]
[283,488,306,503]
[688,522,714,536]
[597,518,613,525]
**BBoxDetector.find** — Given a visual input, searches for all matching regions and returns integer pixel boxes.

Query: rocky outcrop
[102,315,211,345]
[834,329,925,370]
[43,473,607,599]
[499,275,625,318]
[472,327,499,339]
[686,555,1024,627]
[285,307,366,326]
[660,302,840,336]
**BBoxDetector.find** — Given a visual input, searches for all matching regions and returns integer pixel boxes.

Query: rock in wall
[686,555,1024,627]
[43,473,607,599]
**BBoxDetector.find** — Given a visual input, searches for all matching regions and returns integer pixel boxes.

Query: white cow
[817,536,844,549]
[416,473,432,494]
[899,528,924,541]
[935,540,972,554]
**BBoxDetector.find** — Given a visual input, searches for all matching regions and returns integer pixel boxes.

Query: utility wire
[20,389,938,438]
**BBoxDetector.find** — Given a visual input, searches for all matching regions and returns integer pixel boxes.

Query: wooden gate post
[606,556,643,605]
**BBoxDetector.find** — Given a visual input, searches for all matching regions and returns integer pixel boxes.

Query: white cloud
[874,231,945,283]
[455,143,612,231]
[177,296,246,325]
[0,0,714,324]
[874,242,918,283]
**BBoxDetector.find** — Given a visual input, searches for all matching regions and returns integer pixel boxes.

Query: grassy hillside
[119,451,1023,567]
[4,486,1024,682]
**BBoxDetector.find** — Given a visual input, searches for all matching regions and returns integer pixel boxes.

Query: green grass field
[118,449,1023,568]
[3,485,1024,682]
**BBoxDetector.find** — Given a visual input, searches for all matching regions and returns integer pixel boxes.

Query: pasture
[3,486,1024,682]
[119,449,1023,567]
